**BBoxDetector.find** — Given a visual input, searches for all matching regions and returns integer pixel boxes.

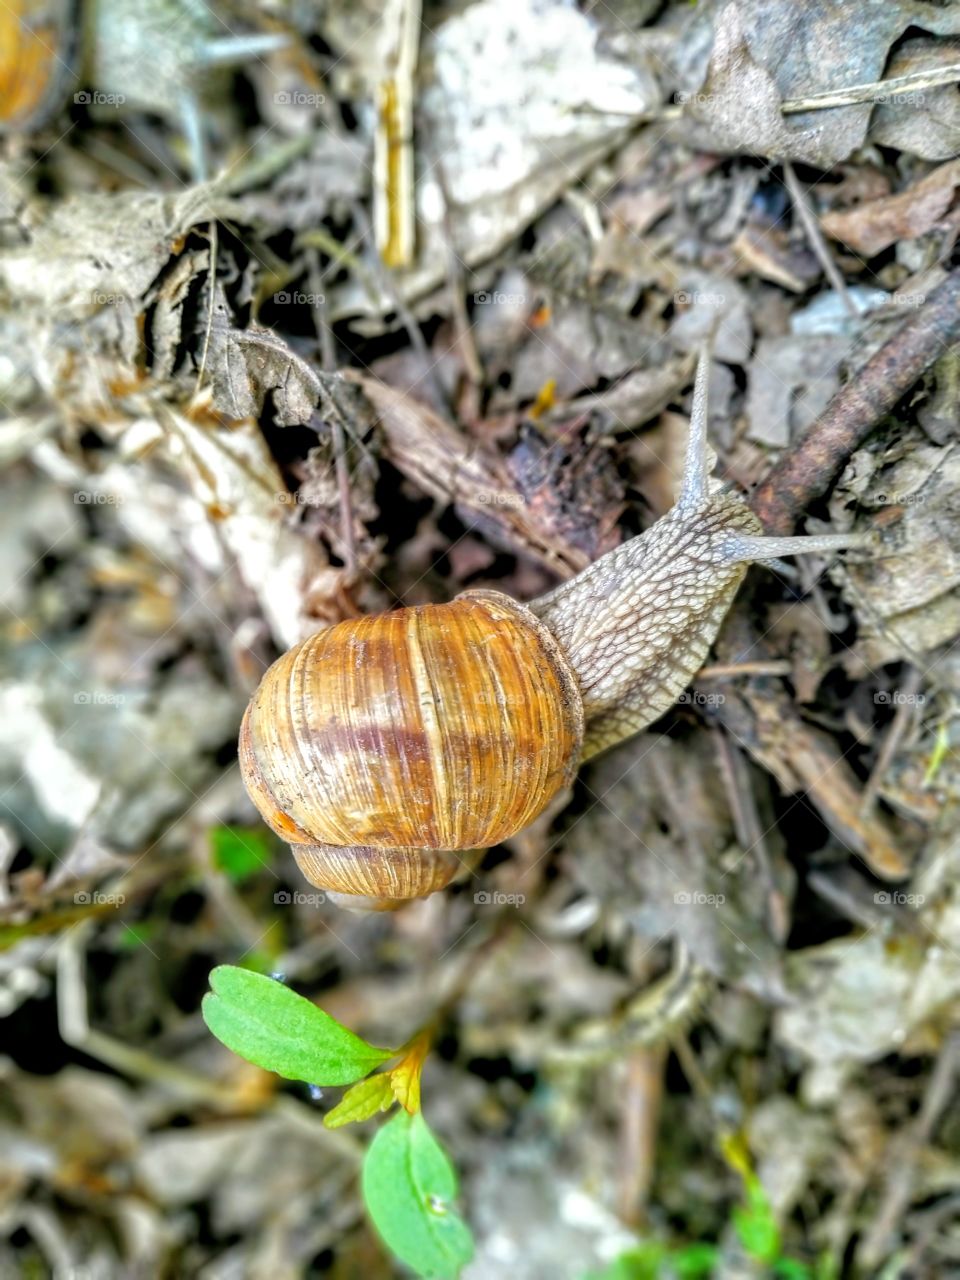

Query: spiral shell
[0,0,75,133]
[239,589,584,907]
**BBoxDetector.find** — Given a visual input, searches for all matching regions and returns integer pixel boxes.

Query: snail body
[241,353,864,909]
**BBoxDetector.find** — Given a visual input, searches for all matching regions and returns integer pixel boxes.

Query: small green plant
[202,965,474,1279]
[209,824,274,883]
[582,1136,839,1280]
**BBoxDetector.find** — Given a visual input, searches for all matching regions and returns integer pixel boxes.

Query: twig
[714,729,788,941]
[711,612,909,879]
[433,158,485,392]
[860,665,924,819]
[195,218,219,392]
[698,660,792,679]
[592,62,960,123]
[309,252,359,578]
[351,200,452,416]
[751,268,960,534]
[617,1045,667,1225]
[783,63,960,113]
[374,0,421,268]
[782,160,857,318]
[857,1030,960,1271]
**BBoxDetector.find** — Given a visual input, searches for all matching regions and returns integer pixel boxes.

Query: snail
[240,352,866,910]
[0,0,286,177]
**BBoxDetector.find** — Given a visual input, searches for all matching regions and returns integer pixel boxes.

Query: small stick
[698,660,792,679]
[591,62,960,123]
[433,158,485,391]
[617,1045,667,1225]
[858,1030,960,1271]
[714,729,788,942]
[351,200,452,416]
[374,0,421,268]
[751,268,960,534]
[310,253,359,578]
[860,665,924,818]
[784,63,960,113]
[782,160,857,318]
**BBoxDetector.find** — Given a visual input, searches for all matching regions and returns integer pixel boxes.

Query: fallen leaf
[746,335,847,449]
[821,160,960,257]
[686,3,827,165]
[680,0,960,167]
[871,38,960,160]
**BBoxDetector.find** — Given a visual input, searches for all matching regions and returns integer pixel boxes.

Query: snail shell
[240,351,866,910]
[239,590,583,909]
[0,0,77,133]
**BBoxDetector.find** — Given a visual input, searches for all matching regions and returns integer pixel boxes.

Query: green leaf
[672,1244,723,1277]
[734,1176,781,1264]
[581,1246,665,1280]
[362,1109,473,1279]
[581,1243,718,1280]
[202,966,394,1085]
[324,1073,396,1129]
[116,923,156,950]
[209,825,273,882]
[773,1261,813,1280]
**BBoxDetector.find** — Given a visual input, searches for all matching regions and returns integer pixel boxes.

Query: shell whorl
[239,590,584,905]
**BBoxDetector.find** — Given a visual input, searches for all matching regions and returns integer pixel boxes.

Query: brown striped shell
[239,590,584,909]
[0,0,75,133]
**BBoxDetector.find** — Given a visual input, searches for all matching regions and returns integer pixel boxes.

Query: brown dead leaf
[730,225,816,293]
[504,425,626,563]
[686,3,827,165]
[746,335,845,449]
[871,39,960,161]
[833,437,960,669]
[566,733,791,1001]
[681,1,960,167]
[716,669,911,881]
[821,160,960,257]
[344,370,590,575]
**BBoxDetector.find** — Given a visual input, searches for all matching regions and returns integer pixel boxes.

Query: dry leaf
[821,160,960,257]
[681,0,960,167]
[834,437,960,668]
[871,38,960,160]
[686,3,827,165]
